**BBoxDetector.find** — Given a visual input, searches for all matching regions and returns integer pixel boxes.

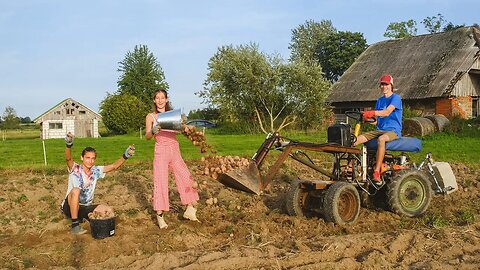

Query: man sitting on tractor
[353,74,403,185]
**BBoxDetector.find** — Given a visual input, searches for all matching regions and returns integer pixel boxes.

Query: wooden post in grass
[42,140,47,166]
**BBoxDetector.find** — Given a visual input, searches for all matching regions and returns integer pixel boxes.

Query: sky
[1,0,478,120]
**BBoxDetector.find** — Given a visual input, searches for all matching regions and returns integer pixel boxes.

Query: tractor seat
[365,137,422,153]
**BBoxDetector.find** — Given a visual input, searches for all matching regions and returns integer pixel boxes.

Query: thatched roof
[329,26,480,103]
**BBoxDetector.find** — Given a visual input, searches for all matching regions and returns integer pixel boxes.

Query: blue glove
[65,132,74,148]
[151,122,161,135]
[123,145,135,159]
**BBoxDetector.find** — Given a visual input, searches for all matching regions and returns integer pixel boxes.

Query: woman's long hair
[151,88,173,112]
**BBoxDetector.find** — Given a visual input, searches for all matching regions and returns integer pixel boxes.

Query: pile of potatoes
[196,155,250,180]
[88,211,115,220]
[181,125,250,180]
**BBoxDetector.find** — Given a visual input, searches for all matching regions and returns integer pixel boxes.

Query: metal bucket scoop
[218,161,263,195]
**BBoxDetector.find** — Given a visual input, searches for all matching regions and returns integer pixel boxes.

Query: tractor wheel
[286,180,310,217]
[387,169,432,217]
[323,182,361,225]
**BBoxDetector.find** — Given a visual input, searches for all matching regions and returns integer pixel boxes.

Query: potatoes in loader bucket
[218,161,263,195]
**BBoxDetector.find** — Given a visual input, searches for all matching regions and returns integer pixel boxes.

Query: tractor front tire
[286,180,310,217]
[323,182,361,225]
[387,169,432,217]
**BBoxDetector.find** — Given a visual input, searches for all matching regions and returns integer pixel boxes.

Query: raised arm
[64,132,74,170]
[103,144,135,173]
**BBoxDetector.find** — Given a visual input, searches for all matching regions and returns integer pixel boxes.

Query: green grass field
[0,128,478,170]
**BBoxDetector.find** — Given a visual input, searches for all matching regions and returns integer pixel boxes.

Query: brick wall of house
[435,97,472,119]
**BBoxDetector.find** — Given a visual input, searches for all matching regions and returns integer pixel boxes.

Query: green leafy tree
[279,60,331,130]
[99,94,146,134]
[384,20,418,39]
[422,13,446,33]
[315,31,367,82]
[1,106,20,129]
[187,107,220,121]
[20,117,31,123]
[289,20,366,83]
[289,19,336,64]
[199,44,331,133]
[443,22,465,31]
[117,44,169,107]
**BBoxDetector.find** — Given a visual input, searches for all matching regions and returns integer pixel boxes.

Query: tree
[20,117,31,123]
[289,19,336,64]
[443,22,465,32]
[422,13,446,33]
[1,106,20,129]
[289,20,366,83]
[315,31,367,82]
[187,107,220,121]
[99,94,146,134]
[384,20,418,39]
[199,44,331,133]
[279,60,331,130]
[117,45,169,107]
[385,14,465,38]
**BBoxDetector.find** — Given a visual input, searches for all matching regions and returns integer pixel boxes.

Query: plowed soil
[1,159,479,269]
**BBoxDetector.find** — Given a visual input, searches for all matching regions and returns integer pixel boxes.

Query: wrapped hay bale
[403,117,436,137]
[424,114,450,132]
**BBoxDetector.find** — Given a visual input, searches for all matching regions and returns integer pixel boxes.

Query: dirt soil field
[1,158,480,269]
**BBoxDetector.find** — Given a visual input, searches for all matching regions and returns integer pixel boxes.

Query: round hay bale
[403,117,436,137]
[424,114,450,132]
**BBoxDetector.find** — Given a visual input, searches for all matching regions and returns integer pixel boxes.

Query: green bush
[443,116,480,137]
[100,93,147,134]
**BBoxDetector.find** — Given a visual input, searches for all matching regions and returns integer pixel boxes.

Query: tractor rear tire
[387,169,432,217]
[323,182,361,225]
[286,180,310,217]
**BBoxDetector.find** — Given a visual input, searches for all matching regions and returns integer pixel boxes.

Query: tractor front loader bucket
[218,161,263,195]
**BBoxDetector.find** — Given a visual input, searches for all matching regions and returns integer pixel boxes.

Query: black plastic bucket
[90,217,115,239]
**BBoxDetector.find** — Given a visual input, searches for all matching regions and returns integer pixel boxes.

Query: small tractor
[218,111,458,225]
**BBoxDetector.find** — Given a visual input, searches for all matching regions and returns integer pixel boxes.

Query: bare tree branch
[254,107,268,134]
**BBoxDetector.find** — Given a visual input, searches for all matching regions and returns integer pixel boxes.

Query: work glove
[151,122,161,135]
[362,110,376,121]
[123,144,135,159]
[65,132,74,148]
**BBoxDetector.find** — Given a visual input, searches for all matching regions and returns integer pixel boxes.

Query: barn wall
[435,97,472,119]
[451,72,480,97]
[42,120,74,139]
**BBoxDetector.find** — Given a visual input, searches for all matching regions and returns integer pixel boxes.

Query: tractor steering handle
[345,111,376,123]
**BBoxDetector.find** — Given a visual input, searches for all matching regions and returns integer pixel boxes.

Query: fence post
[42,140,47,166]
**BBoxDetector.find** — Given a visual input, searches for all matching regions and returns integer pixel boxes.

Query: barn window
[49,122,63,129]
[79,110,86,114]
[54,111,61,115]
[66,108,75,115]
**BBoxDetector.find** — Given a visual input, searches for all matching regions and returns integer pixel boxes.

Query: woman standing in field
[145,88,200,229]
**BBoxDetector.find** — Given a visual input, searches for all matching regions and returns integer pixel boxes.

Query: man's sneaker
[157,215,168,229]
[183,205,200,222]
[71,225,87,235]
[372,170,383,185]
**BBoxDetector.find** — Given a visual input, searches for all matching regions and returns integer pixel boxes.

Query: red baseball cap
[380,74,394,86]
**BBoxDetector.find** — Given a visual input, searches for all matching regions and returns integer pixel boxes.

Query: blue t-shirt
[375,93,402,137]
[63,162,106,206]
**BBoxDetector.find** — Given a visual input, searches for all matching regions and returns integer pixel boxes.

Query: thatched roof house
[329,26,480,119]
[34,98,102,139]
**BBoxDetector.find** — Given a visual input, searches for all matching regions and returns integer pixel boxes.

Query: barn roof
[33,98,102,123]
[329,26,480,103]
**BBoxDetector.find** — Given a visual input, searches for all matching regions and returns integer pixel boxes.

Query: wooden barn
[33,98,102,139]
[329,26,480,121]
